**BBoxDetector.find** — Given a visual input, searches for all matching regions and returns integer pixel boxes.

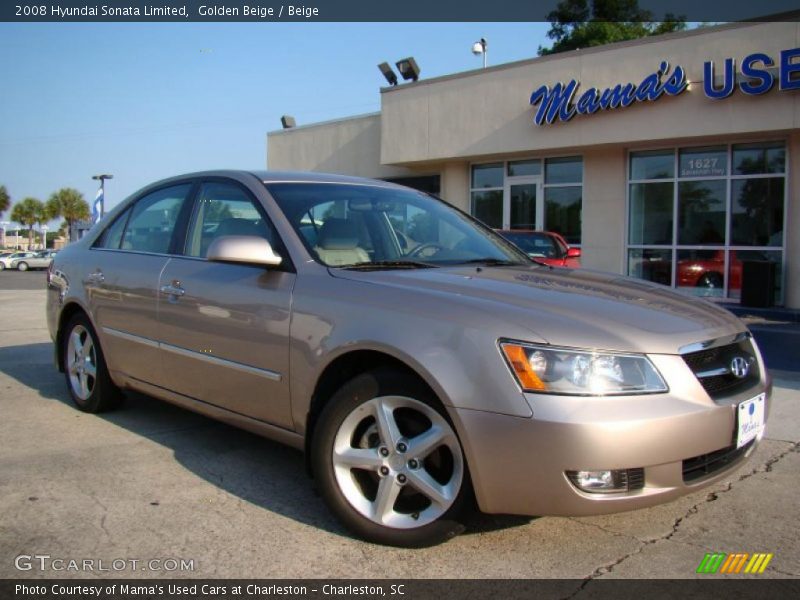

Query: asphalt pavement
[0,278,798,582]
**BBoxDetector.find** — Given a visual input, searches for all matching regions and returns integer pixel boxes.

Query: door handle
[86,270,104,284]
[159,281,185,297]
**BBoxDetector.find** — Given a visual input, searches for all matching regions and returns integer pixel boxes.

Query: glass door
[504,176,542,230]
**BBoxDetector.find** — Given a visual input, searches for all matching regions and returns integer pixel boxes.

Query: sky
[0,22,551,228]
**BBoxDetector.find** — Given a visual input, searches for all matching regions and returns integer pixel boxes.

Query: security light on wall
[281,115,296,129]
[472,38,487,68]
[395,57,420,82]
[378,62,398,86]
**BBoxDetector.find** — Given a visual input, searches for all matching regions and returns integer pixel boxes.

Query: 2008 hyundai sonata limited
[47,170,770,547]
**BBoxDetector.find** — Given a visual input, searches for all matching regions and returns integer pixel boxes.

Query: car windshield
[266,182,529,268]
[499,232,565,259]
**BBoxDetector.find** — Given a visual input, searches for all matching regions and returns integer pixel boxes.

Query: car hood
[329,264,745,355]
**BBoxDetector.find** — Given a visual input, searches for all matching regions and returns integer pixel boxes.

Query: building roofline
[379,18,792,94]
[267,111,380,136]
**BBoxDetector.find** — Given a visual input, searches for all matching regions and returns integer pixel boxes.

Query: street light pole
[41,225,49,250]
[91,173,113,220]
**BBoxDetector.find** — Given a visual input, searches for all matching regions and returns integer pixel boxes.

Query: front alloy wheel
[313,368,469,547]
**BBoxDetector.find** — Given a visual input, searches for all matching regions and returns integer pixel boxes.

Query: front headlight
[499,341,668,395]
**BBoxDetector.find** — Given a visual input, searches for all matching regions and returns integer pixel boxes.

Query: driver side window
[185,182,277,259]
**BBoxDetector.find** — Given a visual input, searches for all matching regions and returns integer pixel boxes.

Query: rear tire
[696,272,723,290]
[61,313,123,413]
[17,262,28,272]
[312,367,471,547]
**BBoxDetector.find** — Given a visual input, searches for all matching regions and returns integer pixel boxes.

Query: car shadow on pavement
[0,342,534,540]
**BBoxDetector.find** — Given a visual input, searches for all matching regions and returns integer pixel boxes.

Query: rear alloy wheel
[17,262,28,272]
[696,272,723,290]
[62,314,122,413]
[312,368,469,547]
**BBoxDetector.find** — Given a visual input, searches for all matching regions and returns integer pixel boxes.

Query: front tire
[312,367,470,547]
[17,262,28,272]
[61,313,123,413]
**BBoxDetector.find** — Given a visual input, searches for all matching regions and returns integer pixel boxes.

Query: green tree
[46,188,90,241]
[0,186,10,248]
[11,197,46,250]
[0,185,10,219]
[538,0,686,56]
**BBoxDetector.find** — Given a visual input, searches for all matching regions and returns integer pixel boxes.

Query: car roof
[150,170,401,188]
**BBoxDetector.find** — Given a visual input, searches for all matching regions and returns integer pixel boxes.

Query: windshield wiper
[458,258,524,267]
[341,260,438,271]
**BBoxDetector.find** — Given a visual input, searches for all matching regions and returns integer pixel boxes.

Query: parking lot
[0,271,798,580]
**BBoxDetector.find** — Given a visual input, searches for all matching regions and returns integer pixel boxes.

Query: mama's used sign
[529,47,800,126]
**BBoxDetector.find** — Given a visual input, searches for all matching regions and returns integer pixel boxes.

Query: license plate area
[736,393,766,449]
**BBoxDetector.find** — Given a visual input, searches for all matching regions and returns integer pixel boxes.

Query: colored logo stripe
[696,552,774,574]
[697,553,726,573]
[720,553,749,573]
[744,553,774,574]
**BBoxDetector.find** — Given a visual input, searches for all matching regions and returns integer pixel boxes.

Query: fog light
[566,468,645,494]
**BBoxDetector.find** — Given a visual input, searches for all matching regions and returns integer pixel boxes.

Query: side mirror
[566,247,582,258]
[207,235,282,267]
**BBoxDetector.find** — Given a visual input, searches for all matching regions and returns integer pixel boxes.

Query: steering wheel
[408,242,445,259]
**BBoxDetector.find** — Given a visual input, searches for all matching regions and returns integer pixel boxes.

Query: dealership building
[267,20,800,309]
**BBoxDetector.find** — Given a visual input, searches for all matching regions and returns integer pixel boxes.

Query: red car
[495,230,582,268]
[677,250,749,293]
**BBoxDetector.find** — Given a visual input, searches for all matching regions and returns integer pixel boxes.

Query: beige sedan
[46,171,770,546]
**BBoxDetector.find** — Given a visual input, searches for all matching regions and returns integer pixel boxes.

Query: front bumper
[455,353,771,516]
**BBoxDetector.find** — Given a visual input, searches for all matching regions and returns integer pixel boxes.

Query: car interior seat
[314,218,369,266]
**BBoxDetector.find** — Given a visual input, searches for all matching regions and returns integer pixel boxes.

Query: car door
[87,183,194,387]
[156,179,295,429]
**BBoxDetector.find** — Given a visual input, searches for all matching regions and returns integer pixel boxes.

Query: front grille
[682,337,760,399]
[626,468,645,491]
[682,440,754,483]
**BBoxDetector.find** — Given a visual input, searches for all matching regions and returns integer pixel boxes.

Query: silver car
[13,250,57,271]
[0,251,37,270]
[46,171,770,547]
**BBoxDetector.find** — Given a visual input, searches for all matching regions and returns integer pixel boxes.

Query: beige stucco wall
[380,21,800,166]
[581,147,627,274]
[440,162,469,212]
[267,113,413,179]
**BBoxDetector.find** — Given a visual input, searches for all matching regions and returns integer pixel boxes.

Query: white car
[12,250,57,271]
[0,251,37,270]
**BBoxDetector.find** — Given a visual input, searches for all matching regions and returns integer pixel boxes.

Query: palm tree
[0,185,9,218]
[11,198,46,250]
[46,188,90,241]
[0,186,10,248]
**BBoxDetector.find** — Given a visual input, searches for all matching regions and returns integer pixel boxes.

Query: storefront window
[545,156,582,184]
[733,142,785,175]
[628,182,673,245]
[628,249,672,286]
[678,180,726,245]
[727,250,783,303]
[507,160,541,177]
[627,142,786,304]
[470,157,583,242]
[471,190,503,229]
[471,163,504,188]
[679,147,727,178]
[730,178,784,246]
[630,150,674,180]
